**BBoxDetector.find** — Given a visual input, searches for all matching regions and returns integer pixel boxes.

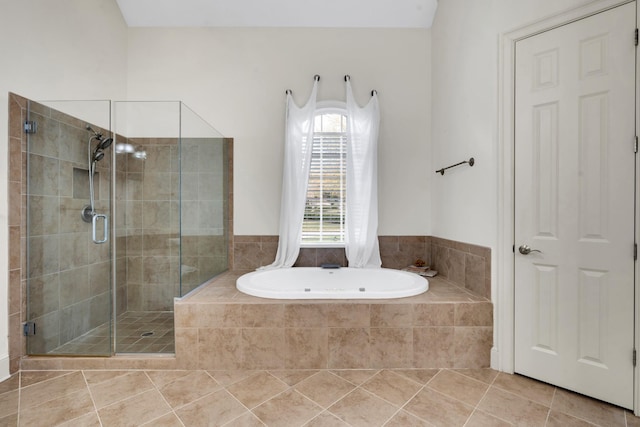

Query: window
[301,109,347,245]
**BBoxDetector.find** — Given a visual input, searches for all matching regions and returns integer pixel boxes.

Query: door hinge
[635,136,638,153]
[634,244,638,261]
[512,244,515,253]
[635,28,638,46]
[634,349,637,367]
[23,121,37,134]
[23,321,36,336]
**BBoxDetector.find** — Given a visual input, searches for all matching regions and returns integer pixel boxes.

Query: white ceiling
[115,0,438,28]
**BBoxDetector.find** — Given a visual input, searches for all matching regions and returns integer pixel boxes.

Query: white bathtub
[236,267,428,299]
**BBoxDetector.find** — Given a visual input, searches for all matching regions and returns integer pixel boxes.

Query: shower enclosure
[24,99,229,356]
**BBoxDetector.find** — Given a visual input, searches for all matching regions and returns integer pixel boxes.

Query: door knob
[519,245,542,255]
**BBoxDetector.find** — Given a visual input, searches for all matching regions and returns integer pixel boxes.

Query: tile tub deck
[21,270,492,371]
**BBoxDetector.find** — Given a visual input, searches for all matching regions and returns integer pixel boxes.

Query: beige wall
[125,28,432,237]
[430,0,600,297]
[0,0,128,378]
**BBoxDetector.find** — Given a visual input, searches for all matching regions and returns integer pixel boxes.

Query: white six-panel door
[514,2,636,409]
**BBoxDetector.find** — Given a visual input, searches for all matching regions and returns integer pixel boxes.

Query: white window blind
[302,112,347,244]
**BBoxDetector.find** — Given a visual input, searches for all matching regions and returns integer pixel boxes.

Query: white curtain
[261,80,318,269]
[345,79,382,268]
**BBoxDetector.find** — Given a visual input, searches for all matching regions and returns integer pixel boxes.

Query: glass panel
[114,101,181,354]
[26,99,112,356]
[180,104,228,296]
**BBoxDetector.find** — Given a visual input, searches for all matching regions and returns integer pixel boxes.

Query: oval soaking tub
[236,267,428,299]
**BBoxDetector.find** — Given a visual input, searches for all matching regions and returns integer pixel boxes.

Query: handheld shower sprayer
[86,125,113,155]
[82,124,113,225]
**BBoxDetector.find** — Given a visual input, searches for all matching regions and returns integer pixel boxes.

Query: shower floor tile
[51,311,175,355]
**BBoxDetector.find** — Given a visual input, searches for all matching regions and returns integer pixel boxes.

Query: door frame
[497,0,639,413]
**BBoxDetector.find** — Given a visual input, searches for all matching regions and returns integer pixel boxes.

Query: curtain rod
[284,75,377,96]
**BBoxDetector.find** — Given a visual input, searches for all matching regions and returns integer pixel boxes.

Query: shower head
[98,137,113,150]
[86,125,113,147]
[93,149,105,162]
[86,124,103,139]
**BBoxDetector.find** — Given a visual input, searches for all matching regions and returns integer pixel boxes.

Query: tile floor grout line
[380,381,431,427]
[544,387,558,427]
[419,381,477,412]
[348,384,407,421]
[295,371,363,411]
[142,370,185,426]
[494,376,599,422]
[479,383,554,427]
[380,367,444,425]
[547,386,626,427]
[222,384,257,417]
[92,378,158,413]
[203,368,225,388]
[80,370,104,427]
[18,370,85,413]
[219,411,256,427]
[140,410,186,427]
[207,369,259,388]
[20,369,77,390]
[330,369,381,387]
[385,368,435,388]
[161,382,225,413]
[231,370,296,411]
[243,379,302,413]
[288,389,328,426]
[462,369,504,427]
[302,409,344,427]
[321,407,352,427]
[423,368,441,387]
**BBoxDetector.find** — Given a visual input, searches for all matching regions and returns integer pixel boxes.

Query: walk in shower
[24,99,229,356]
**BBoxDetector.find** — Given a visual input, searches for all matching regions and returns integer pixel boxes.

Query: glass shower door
[25,99,113,356]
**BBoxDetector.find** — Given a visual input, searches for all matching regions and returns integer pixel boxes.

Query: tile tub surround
[20,270,491,372]
[430,237,491,300]
[174,271,493,371]
[232,236,431,272]
[233,235,491,299]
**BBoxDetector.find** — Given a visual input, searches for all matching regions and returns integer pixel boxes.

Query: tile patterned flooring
[0,367,637,426]
[52,311,175,355]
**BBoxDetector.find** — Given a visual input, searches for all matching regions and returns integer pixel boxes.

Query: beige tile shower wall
[123,137,232,308]
[114,136,128,317]
[180,138,229,295]
[124,138,180,311]
[7,94,114,362]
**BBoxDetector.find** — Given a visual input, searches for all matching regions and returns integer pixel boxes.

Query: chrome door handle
[519,244,542,255]
[92,214,108,244]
